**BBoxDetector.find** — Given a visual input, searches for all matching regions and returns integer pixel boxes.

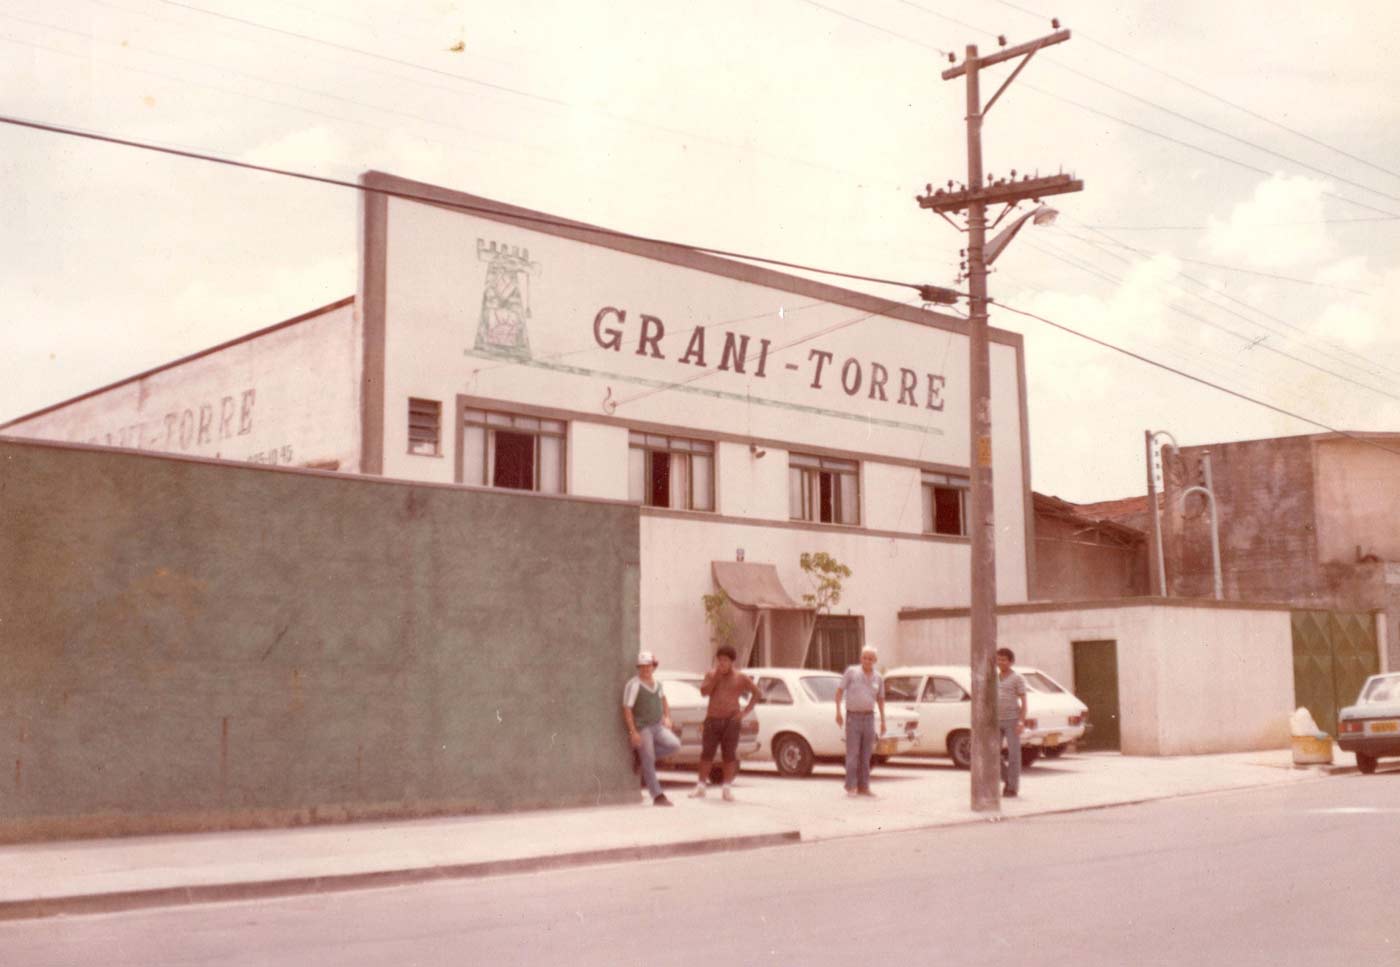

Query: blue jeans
[844,711,877,791]
[637,722,681,799]
[1000,721,1021,794]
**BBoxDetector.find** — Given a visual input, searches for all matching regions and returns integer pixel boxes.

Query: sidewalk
[0,748,1350,921]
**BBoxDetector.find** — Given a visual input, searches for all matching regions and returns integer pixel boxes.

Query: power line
[1058,219,1400,385]
[794,0,949,55]
[0,111,948,301]
[1024,234,1400,403]
[150,0,885,186]
[994,299,1400,460]
[1056,231,1372,296]
[988,0,1400,184]
[1082,217,1400,231]
[823,0,1400,219]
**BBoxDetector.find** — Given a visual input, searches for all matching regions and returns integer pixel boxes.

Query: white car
[744,667,922,778]
[883,665,1089,769]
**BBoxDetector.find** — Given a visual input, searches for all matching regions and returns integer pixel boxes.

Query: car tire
[1357,752,1378,775]
[1042,745,1066,759]
[773,734,815,778]
[1020,746,1040,769]
[948,730,972,770]
[871,755,889,767]
[706,759,740,784]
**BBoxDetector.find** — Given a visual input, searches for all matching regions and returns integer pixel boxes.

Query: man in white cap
[622,651,680,806]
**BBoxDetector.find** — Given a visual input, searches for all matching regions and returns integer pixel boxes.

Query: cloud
[1201,174,1334,269]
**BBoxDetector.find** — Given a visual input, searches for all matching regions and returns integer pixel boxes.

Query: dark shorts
[701,716,742,762]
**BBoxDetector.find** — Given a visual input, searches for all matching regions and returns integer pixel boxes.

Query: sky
[2,0,1398,503]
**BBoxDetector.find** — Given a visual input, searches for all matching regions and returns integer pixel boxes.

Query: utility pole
[917,27,1082,813]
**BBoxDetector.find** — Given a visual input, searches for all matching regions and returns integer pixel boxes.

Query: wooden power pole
[917,28,1082,813]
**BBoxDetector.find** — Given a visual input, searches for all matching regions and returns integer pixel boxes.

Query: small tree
[799,551,852,614]
[702,588,736,647]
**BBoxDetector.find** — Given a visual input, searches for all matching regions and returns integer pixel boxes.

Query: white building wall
[368,178,1033,671]
[643,515,969,673]
[897,603,1293,755]
[1,301,361,473]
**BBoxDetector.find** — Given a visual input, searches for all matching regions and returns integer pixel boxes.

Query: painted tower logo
[474,239,540,358]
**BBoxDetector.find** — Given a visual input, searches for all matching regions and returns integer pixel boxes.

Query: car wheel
[707,759,740,784]
[948,730,972,770]
[773,734,815,778]
[1020,746,1040,769]
[1357,752,1378,775]
[871,755,889,767]
[1042,745,1066,759]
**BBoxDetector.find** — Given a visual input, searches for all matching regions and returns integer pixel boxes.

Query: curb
[0,829,801,923]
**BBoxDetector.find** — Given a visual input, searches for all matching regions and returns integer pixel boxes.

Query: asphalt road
[4,769,1396,967]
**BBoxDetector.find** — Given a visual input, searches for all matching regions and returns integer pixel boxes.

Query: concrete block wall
[0,438,641,843]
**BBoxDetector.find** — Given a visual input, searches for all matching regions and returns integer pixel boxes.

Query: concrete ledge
[0,829,800,922]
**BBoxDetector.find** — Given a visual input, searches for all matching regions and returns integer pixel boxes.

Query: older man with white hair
[834,645,886,798]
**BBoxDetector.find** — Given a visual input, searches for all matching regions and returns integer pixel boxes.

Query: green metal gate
[1291,610,1379,736]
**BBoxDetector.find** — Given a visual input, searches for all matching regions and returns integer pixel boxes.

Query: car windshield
[1022,671,1065,694]
[800,676,841,703]
[1360,675,1400,704]
[885,677,921,702]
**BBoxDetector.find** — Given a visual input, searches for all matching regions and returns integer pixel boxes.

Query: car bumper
[1337,736,1400,757]
[1025,724,1086,749]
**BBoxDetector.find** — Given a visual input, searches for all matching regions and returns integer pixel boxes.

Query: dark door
[805,615,863,673]
[1072,639,1121,751]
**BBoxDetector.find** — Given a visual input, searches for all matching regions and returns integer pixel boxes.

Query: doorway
[805,615,863,673]
[1072,639,1121,751]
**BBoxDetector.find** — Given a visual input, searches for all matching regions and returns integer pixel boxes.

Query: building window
[628,432,714,511]
[789,453,859,525]
[461,408,565,493]
[408,398,441,456]
[922,470,969,536]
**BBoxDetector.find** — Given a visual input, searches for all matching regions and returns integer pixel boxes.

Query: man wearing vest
[623,651,680,806]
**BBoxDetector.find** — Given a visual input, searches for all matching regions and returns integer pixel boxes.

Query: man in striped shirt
[997,646,1029,798]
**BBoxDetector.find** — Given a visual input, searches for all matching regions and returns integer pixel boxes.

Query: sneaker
[653,794,674,807]
[1003,787,1018,798]
[721,786,735,802]
[857,788,877,798]
[689,784,706,799]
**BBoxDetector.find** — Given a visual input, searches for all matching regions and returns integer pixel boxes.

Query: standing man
[692,645,760,802]
[835,646,886,798]
[996,646,1029,799]
[623,651,680,807]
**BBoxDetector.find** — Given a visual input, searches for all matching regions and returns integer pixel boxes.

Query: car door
[917,675,970,754]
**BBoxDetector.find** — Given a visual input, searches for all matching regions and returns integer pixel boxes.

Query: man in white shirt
[834,646,886,798]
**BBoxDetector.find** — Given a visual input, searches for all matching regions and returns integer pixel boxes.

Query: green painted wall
[0,439,641,843]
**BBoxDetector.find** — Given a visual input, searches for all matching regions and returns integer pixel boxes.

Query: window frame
[459,406,567,494]
[407,397,442,457]
[922,469,970,537]
[627,431,715,512]
[788,452,861,526]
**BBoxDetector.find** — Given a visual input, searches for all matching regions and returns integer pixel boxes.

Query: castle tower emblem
[474,239,540,358]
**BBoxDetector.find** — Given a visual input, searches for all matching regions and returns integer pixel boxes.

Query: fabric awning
[710,561,811,611]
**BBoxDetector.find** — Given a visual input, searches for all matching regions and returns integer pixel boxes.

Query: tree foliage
[799,551,852,613]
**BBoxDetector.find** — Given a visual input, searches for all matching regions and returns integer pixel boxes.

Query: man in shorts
[691,645,759,802]
[622,650,680,806]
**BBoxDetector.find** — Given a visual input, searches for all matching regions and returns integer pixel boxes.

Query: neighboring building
[1031,492,1148,601]
[1,170,1038,675]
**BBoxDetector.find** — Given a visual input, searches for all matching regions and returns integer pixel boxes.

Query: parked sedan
[883,665,1089,769]
[744,667,921,778]
[652,672,760,779]
[1337,672,1400,774]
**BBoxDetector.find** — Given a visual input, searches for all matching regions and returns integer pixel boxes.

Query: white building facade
[3,171,1037,674]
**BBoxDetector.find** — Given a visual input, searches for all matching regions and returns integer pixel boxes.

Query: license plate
[876,739,899,755]
[1044,732,1061,747]
[1369,720,1400,734]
